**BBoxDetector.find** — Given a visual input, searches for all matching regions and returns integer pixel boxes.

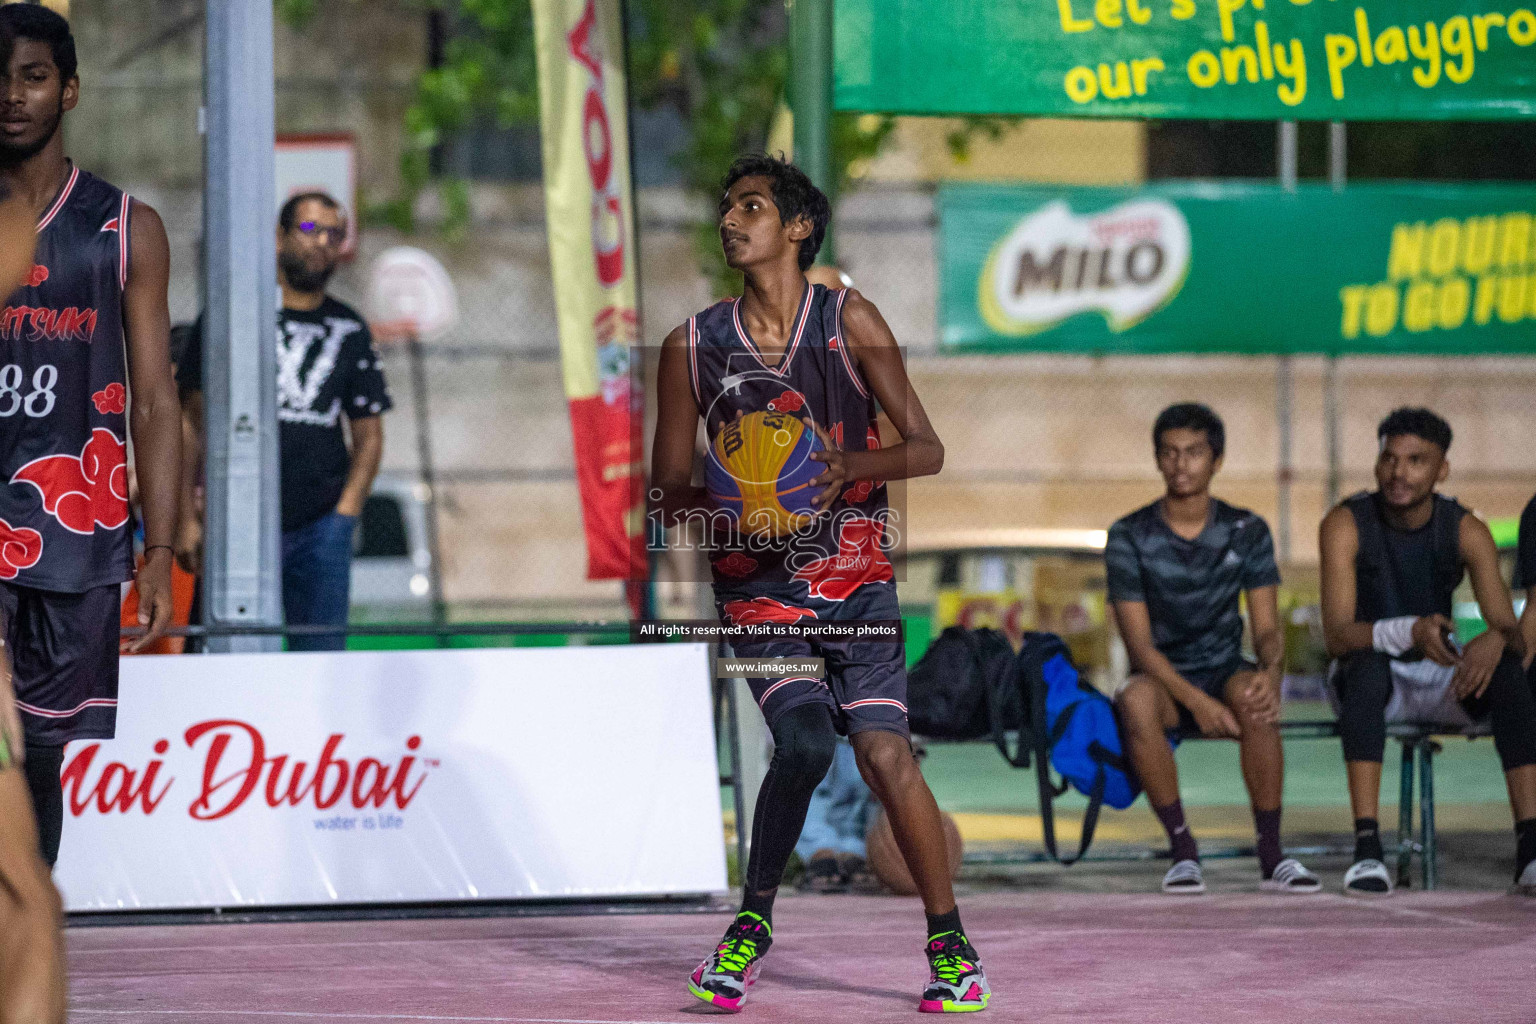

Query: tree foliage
[277,2,1003,288]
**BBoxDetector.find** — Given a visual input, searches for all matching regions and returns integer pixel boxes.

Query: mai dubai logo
[978,199,1191,336]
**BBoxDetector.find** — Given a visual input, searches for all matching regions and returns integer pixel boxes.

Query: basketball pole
[401,331,450,645]
[1275,120,1297,566]
[202,0,283,652]
[791,0,835,264]
[618,0,656,622]
[1325,121,1347,511]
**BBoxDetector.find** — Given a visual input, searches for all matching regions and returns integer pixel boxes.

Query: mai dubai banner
[836,0,1536,120]
[533,0,645,579]
[940,182,1536,355]
[55,646,723,910]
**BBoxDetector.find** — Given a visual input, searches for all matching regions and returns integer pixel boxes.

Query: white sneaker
[1344,858,1393,896]
[1162,859,1205,894]
[1516,858,1536,896]
[1260,857,1321,894]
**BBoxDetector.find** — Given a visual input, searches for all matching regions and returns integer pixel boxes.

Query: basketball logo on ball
[706,409,824,538]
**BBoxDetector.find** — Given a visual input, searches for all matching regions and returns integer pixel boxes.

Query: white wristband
[1371,616,1418,657]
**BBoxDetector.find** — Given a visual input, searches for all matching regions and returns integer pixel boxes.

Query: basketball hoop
[367,247,459,346]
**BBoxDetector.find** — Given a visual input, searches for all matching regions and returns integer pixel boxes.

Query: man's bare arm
[650,324,707,519]
[837,289,944,483]
[122,201,181,650]
[1112,599,1212,710]
[337,416,383,518]
[1247,584,1285,673]
[1463,515,1523,654]
[1319,506,1375,658]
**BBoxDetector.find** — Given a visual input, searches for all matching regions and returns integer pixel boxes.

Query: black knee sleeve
[22,744,65,868]
[1466,653,1536,772]
[768,704,837,791]
[1335,651,1392,764]
[744,703,837,894]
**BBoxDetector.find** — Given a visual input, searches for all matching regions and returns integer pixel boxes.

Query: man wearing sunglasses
[177,192,391,651]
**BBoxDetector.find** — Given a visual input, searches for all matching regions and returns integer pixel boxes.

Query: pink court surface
[68,890,1536,1024]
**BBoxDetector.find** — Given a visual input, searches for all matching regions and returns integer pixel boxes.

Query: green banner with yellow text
[836,0,1536,119]
[941,181,1536,355]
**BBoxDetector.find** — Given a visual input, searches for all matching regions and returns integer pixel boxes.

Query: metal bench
[1251,719,1493,891]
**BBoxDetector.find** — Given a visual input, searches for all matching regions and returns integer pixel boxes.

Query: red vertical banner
[533,0,646,580]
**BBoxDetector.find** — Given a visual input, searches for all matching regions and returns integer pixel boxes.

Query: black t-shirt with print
[177,296,392,532]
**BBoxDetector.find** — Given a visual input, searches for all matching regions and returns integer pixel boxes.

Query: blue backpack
[1010,632,1141,864]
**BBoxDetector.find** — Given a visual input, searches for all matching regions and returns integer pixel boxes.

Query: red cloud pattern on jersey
[722,596,818,625]
[11,428,130,535]
[841,424,883,504]
[713,552,759,578]
[26,265,48,288]
[0,518,42,579]
[792,516,893,601]
[766,389,804,413]
[91,383,126,415]
[842,479,874,504]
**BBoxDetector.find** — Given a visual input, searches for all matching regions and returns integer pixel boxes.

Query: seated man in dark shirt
[1320,410,1534,896]
[1108,403,1319,895]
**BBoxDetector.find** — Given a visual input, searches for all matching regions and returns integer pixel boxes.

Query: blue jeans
[795,738,876,860]
[281,511,355,652]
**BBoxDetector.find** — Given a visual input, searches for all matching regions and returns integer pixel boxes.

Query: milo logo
[979,199,1190,336]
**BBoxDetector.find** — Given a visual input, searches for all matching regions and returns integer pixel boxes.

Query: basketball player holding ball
[652,155,991,1013]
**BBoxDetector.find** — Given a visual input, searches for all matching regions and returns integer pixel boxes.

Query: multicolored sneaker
[918,931,991,1013]
[688,912,772,1012]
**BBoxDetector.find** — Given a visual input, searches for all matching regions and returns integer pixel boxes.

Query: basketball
[705,409,824,538]
[865,809,964,896]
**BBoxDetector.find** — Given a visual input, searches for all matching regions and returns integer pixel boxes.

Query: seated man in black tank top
[1320,408,1536,896]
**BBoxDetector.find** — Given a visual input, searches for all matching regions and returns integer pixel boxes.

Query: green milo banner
[836,0,1536,119]
[940,182,1536,355]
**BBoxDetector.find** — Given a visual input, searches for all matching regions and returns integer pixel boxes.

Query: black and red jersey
[0,163,134,592]
[685,282,895,595]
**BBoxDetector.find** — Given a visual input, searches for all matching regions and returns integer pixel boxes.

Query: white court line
[73,1011,700,1024]
[1306,891,1511,929]
[68,919,1522,959]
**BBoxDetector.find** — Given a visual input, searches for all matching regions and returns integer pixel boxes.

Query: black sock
[23,744,65,868]
[1354,817,1383,863]
[1153,799,1199,863]
[1516,818,1536,878]
[1253,806,1283,879]
[926,906,963,941]
[739,887,776,931]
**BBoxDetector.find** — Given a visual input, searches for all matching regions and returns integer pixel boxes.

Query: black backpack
[906,626,1019,742]
[908,626,1133,865]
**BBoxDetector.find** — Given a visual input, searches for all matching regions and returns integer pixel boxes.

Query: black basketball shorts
[0,581,121,746]
[715,581,909,739]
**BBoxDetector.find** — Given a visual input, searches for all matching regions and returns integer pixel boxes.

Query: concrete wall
[905,354,1536,570]
[97,176,1536,614]
[58,3,1534,614]
[66,0,422,193]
